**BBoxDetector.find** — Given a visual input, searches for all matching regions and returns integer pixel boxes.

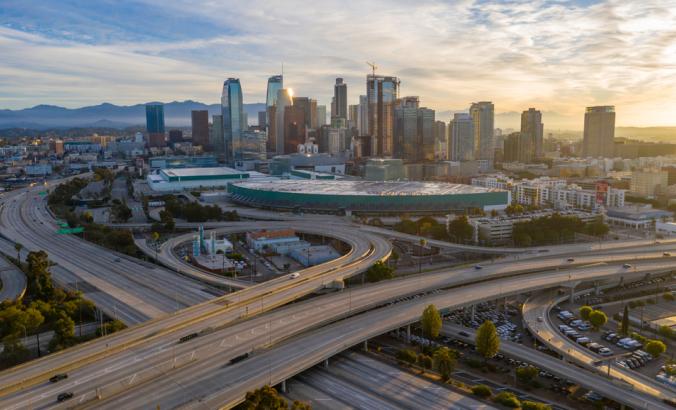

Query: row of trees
[0,250,125,367]
[392,216,473,244]
[163,195,239,223]
[235,385,310,409]
[513,214,608,246]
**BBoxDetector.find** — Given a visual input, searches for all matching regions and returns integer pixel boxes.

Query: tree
[396,349,417,364]
[589,310,608,329]
[476,320,500,362]
[521,401,552,410]
[14,243,23,262]
[516,365,539,384]
[159,210,175,231]
[448,215,474,243]
[432,347,456,381]
[420,304,442,343]
[23,307,44,356]
[493,391,520,408]
[0,335,29,367]
[364,261,394,283]
[620,305,630,335]
[417,353,432,370]
[235,385,288,410]
[290,401,311,410]
[658,325,674,339]
[579,306,593,321]
[645,340,666,358]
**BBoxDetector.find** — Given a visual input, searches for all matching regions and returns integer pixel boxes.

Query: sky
[1,0,676,129]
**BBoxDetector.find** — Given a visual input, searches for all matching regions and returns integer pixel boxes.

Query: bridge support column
[470,305,476,322]
[280,380,287,393]
[569,286,575,303]
[406,325,411,343]
[594,281,600,296]
[363,340,368,351]
[324,359,329,368]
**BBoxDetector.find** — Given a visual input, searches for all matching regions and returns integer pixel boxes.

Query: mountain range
[0,101,266,129]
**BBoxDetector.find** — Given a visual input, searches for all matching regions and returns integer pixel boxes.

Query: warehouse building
[147,166,275,192]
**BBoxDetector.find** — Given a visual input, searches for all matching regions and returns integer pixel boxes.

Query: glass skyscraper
[145,103,166,147]
[469,101,494,162]
[221,78,245,162]
[266,75,283,128]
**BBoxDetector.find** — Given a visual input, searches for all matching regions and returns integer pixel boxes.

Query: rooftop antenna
[366,61,377,78]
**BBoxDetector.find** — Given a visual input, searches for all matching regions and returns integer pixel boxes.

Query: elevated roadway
[0,254,26,302]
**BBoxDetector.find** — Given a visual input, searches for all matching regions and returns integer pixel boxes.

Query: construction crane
[366,61,377,78]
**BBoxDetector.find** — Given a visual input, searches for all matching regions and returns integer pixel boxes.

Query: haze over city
[2,0,676,129]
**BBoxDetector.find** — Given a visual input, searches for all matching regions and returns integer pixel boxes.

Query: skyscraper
[449,113,474,161]
[145,103,165,147]
[503,132,532,163]
[283,105,306,154]
[469,101,494,162]
[348,104,359,129]
[434,120,447,160]
[316,105,327,127]
[275,88,293,155]
[358,95,369,135]
[367,75,400,156]
[191,110,209,147]
[266,75,283,130]
[221,78,245,162]
[520,108,543,159]
[210,114,223,153]
[292,96,313,129]
[583,106,615,158]
[333,78,347,122]
[393,97,434,162]
[257,111,266,128]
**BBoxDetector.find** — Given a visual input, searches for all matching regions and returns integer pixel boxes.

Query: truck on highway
[229,352,249,365]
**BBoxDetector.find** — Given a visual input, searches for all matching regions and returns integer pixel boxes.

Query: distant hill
[0,101,266,129]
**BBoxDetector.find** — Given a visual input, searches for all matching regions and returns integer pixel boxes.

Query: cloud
[0,0,676,128]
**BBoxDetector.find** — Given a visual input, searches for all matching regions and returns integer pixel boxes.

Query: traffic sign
[57,227,84,234]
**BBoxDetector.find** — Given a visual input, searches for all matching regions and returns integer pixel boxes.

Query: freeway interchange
[0,182,675,409]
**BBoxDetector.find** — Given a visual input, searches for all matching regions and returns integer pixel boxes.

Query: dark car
[57,392,74,402]
[49,373,68,383]
[459,331,470,337]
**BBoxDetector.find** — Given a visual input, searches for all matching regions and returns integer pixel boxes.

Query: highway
[0,254,26,302]
[522,289,676,404]
[0,187,222,324]
[49,259,675,410]
[442,323,664,410]
[289,351,497,409]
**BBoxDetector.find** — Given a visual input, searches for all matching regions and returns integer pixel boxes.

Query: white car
[289,272,300,279]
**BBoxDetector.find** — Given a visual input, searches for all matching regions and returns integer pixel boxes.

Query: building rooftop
[248,229,296,240]
[606,206,672,221]
[160,167,245,178]
[232,180,502,196]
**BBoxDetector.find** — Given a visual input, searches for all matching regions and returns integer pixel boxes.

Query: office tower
[221,78,245,162]
[145,103,165,147]
[283,105,306,154]
[449,113,474,161]
[275,88,293,155]
[168,129,183,144]
[367,75,400,156]
[266,106,276,153]
[418,107,435,161]
[210,114,223,153]
[257,111,266,128]
[358,95,369,135]
[393,97,434,162]
[308,99,318,129]
[316,105,327,126]
[266,75,283,129]
[503,132,532,163]
[348,104,359,129]
[521,108,543,159]
[293,96,313,129]
[583,106,615,158]
[434,120,447,160]
[469,101,494,162]
[191,110,209,146]
[333,78,347,121]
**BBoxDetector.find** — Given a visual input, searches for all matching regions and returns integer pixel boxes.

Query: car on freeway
[49,374,68,383]
[289,272,300,279]
[663,252,671,257]
[623,263,632,268]
[567,257,575,262]
[57,392,74,402]
[459,331,470,337]
[474,265,483,270]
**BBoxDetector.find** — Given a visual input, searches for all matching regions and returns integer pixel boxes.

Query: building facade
[145,103,165,147]
[367,75,400,156]
[583,106,615,158]
[469,101,494,162]
[191,110,209,146]
[449,113,474,161]
[221,78,245,162]
[521,108,543,159]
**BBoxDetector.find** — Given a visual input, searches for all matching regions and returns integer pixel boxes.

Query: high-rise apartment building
[265,75,283,130]
[367,75,400,156]
[583,106,615,158]
[275,88,293,155]
[333,78,347,122]
[520,108,543,159]
[145,103,165,147]
[210,114,223,153]
[503,132,532,163]
[434,120,447,160]
[449,113,474,161]
[191,110,209,146]
[221,78,245,162]
[469,101,494,162]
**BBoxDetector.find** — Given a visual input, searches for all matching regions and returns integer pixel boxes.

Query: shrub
[521,401,552,410]
[471,384,492,398]
[396,349,417,364]
[645,340,667,358]
[663,292,675,301]
[516,365,539,384]
[493,391,520,408]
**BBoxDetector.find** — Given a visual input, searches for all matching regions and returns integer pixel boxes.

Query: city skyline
[2,1,676,129]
